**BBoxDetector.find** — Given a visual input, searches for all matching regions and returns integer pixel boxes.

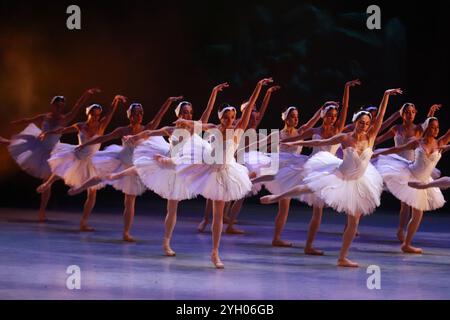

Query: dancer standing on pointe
[7,88,100,221]
[260,88,402,267]
[374,103,442,242]
[259,79,360,253]
[198,84,281,234]
[114,83,229,256]
[36,95,126,231]
[174,77,274,268]
[67,96,183,241]
[374,116,449,253]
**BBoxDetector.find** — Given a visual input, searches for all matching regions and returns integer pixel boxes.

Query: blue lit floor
[1,200,450,300]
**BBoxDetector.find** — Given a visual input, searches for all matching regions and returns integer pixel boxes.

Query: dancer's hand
[87,88,101,95]
[214,82,229,92]
[267,85,281,93]
[168,95,184,103]
[123,135,135,144]
[439,145,450,153]
[345,79,361,87]
[114,95,128,104]
[385,88,403,96]
[75,145,85,152]
[258,78,274,86]
[38,132,48,141]
[428,104,442,117]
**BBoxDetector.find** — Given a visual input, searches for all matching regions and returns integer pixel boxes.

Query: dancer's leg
[401,208,424,254]
[304,205,324,255]
[123,194,136,242]
[272,198,293,247]
[338,211,362,267]
[163,200,179,256]
[226,198,245,234]
[198,199,212,233]
[409,177,450,190]
[80,188,97,231]
[261,184,312,204]
[211,200,225,269]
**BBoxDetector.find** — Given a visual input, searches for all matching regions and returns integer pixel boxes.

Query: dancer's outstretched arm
[236,78,273,131]
[438,128,450,146]
[145,96,183,130]
[253,85,280,129]
[99,95,127,133]
[199,83,229,123]
[335,79,361,133]
[379,110,401,133]
[10,114,46,127]
[63,88,101,125]
[375,127,396,146]
[369,89,403,140]
[283,133,346,148]
[123,126,176,144]
[39,123,80,140]
[75,127,129,151]
[372,139,419,158]
[296,105,326,138]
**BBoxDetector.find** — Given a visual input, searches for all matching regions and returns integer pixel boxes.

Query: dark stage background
[0,0,449,211]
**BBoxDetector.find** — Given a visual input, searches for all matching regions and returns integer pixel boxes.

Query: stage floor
[1,201,450,300]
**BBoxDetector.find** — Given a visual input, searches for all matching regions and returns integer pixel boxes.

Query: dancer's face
[285,109,299,128]
[129,108,143,125]
[402,105,417,123]
[220,110,236,128]
[88,108,102,122]
[323,108,338,126]
[425,119,439,138]
[354,114,371,133]
[179,104,193,120]
[51,100,65,113]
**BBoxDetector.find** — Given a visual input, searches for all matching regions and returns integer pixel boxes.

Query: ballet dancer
[68,96,183,241]
[375,103,442,242]
[261,79,361,253]
[260,88,403,267]
[113,83,229,256]
[374,116,449,253]
[36,95,127,231]
[7,88,100,221]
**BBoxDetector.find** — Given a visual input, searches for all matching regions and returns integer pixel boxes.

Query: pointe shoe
[401,244,423,254]
[123,234,136,242]
[337,258,359,268]
[197,220,209,233]
[211,253,224,269]
[272,239,293,247]
[304,247,324,256]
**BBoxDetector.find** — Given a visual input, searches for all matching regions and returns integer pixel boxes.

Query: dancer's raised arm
[63,88,101,125]
[369,88,403,139]
[254,85,281,128]
[427,104,442,118]
[236,78,273,130]
[438,128,450,146]
[146,96,183,130]
[99,95,127,132]
[335,79,361,132]
[199,83,229,123]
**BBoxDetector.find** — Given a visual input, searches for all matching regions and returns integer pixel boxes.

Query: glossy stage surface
[1,201,450,300]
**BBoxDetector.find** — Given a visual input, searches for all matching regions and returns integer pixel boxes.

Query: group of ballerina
[1,77,449,269]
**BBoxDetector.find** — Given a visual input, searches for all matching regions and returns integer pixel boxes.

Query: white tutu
[93,141,147,196]
[133,136,195,201]
[8,123,61,179]
[375,151,445,211]
[177,134,252,201]
[48,132,103,189]
[303,148,383,216]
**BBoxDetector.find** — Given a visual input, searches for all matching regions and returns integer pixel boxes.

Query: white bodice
[337,147,373,180]
[76,131,101,159]
[311,133,340,156]
[394,133,416,161]
[41,118,62,149]
[409,147,441,181]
